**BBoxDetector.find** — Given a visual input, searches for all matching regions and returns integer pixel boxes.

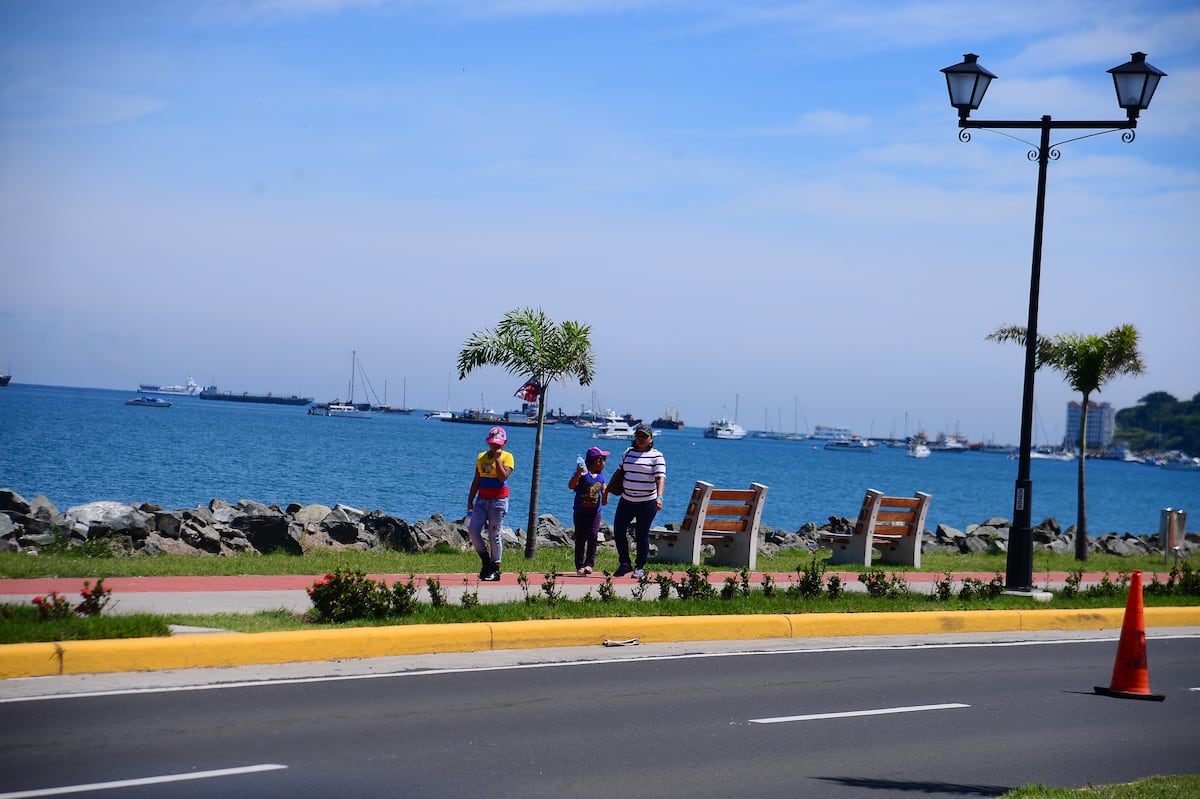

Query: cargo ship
[199,386,313,406]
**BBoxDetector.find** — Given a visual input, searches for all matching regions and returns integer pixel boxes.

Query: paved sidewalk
[0,569,1113,615]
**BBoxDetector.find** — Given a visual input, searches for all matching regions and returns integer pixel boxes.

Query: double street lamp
[940,52,1166,592]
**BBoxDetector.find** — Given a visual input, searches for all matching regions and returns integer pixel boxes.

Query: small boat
[126,396,172,408]
[703,418,748,440]
[137,377,201,396]
[0,369,11,387]
[907,443,931,458]
[930,433,969,452]
[1025,448,1076,461]
[313,351,374,418]
[1154,451,1200,471]
[825,436,875,452]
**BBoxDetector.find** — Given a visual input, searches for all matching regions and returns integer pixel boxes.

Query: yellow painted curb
[489,615,793,650]
[2,607,1197,679]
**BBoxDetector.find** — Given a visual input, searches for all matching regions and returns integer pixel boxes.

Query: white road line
[750,702,970,724]
[0,764,286,798]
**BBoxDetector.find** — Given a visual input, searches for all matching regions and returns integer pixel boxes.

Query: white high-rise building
[1065,400,1115,449]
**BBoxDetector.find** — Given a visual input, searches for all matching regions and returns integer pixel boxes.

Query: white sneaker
[632,568,645,579]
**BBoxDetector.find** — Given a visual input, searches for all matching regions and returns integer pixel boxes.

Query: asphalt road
[2,631,1198,798]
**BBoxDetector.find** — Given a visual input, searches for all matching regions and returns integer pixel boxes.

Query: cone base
[1094,685,1165,702]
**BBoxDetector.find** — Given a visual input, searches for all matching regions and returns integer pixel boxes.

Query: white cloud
[0,85,165,131]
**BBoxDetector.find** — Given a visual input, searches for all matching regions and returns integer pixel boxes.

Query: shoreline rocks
[0,489,1193,560]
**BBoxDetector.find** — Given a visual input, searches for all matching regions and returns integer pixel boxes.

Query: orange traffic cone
[1094,569,1165,701]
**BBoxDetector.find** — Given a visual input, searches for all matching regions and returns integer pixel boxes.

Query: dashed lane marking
[0,764,286,798]
[750,702,970,724]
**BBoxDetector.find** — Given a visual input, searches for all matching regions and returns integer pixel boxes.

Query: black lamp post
[940,52,1165,592]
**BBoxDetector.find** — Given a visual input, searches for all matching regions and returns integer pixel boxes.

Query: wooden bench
[822,489,932,567]
[649,481,768,570]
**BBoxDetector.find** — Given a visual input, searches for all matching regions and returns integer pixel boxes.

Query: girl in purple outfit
[568,446,609,575]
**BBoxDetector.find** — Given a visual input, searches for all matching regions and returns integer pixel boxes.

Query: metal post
[1006,117,1052,593]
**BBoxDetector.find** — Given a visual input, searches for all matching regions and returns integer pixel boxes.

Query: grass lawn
[0,546,1191,580]
[1001,774,1200,798]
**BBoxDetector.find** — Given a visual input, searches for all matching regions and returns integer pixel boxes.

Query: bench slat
[701,518,749,533]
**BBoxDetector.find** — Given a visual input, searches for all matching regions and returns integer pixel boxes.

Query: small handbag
[607,448,632,495]
[608,466,625,496]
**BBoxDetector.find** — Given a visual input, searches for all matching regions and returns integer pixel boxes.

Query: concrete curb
[3,607,1198,679]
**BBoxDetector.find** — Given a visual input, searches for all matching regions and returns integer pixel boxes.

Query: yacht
[703,418,748,440]
[592,417,636,440]
[825,436,876,452]
[810,425,854,441]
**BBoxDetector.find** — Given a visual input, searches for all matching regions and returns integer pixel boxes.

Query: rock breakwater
[0,489,1193,560]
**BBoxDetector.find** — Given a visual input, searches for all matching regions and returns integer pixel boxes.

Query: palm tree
[458,308,595,558]
[987,324,1145,561]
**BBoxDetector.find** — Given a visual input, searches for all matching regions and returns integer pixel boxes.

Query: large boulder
[229,501,300,555]
[65,501,152,540]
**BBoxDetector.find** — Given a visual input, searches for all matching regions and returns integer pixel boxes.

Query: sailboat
[313,351,374,419]
[381,378,415,414]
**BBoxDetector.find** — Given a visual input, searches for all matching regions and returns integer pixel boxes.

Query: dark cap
[634,423,654,438]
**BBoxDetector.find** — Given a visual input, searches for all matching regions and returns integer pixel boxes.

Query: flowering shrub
[1146,564,1200,597]
[459,578,479,609]
[931,571,954,602]
[426,577,448,608]
[30,580,112,621]
[74,579,112,616]
[672,566,716,601]
[957,573,1004,601]
[826,574,844,600]
[307,569,391,622]
[539,570,565,606]
[788,556,828,599]
[858,569,910,598]
[392,577,421,616]
[597,573,617,603]
[32,593,73,621]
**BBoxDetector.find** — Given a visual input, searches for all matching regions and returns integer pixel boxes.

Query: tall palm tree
[988,324,1145,561]
[458,308,595,558]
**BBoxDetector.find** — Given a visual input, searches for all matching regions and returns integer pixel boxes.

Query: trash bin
[1160,508,1187,565]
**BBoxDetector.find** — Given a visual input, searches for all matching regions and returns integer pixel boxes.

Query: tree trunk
[524,386,546,559]
[1074,392,1089,562]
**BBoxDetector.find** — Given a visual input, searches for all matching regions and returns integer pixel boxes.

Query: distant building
[1065,400,1115,449]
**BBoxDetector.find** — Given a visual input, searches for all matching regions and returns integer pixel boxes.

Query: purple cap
[586,446,610,460]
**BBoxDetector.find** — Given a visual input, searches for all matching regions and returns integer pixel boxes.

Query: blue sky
[2,0,1197,444]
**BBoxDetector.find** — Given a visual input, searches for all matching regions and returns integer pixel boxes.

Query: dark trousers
[573,508,600,569]
[612,497,658,569]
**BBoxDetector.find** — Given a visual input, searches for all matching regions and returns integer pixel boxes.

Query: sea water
[1,384,1196,536]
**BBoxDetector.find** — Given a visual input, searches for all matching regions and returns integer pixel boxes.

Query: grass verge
[1001,774,1200,798]
[0,547,1191,580]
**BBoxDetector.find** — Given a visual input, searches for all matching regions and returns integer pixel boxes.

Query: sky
[2,0,1197,445]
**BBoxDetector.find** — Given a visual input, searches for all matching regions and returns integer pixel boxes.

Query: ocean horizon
[1,383,1196,537]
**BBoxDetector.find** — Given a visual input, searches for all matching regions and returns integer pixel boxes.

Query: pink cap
[487,426,507,445]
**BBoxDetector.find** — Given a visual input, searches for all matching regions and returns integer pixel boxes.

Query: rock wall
[0,489,1192,560]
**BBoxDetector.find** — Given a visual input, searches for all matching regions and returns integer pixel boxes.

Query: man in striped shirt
[605,423,666,579]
